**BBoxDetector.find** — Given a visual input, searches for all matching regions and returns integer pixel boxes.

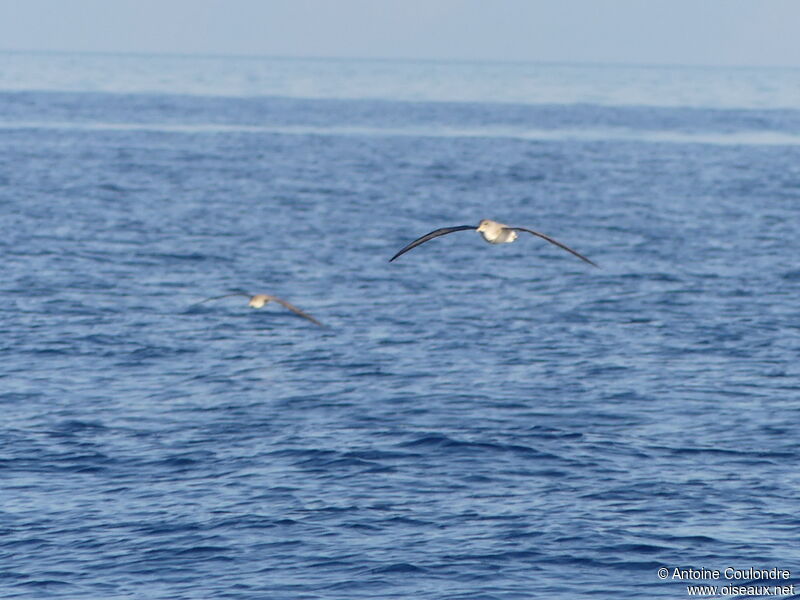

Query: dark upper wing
[197,292,251,304]
[268,295,325,327]
[508,227,598,267]
[389,225,475,262]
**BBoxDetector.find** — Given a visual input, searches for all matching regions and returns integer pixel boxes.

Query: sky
[1,0,799,68]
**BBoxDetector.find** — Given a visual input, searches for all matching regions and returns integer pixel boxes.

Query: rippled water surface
[1,53,800,599]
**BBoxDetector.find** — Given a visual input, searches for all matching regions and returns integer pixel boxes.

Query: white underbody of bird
[476,219,518,244]
[247,294,274,308]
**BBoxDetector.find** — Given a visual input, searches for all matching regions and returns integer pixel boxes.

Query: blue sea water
[1,52,800,599]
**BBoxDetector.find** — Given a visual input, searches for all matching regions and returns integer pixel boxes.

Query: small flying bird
[389,218,598,267]
[197,292,324,327]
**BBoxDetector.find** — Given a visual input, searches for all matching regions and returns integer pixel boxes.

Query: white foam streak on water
[3,120,800,147]
[1,51,799,109]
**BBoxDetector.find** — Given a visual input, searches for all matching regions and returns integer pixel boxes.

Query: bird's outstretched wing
[507,227,598,267]
[197,292,251,304]
[267,295,325,327]
[389,225,475,262]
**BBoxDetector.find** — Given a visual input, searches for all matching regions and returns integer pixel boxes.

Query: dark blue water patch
[657,445,797,460]
[781,268,800,281]
[13,576,75,591]
[397,433,563,460]
[368,561,427,574]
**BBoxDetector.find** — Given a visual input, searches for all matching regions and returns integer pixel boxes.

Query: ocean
[1,51,799,599]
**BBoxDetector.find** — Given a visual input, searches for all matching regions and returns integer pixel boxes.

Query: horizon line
[1,47,798,72]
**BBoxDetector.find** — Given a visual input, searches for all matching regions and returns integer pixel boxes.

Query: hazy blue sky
[1,0,799,67]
